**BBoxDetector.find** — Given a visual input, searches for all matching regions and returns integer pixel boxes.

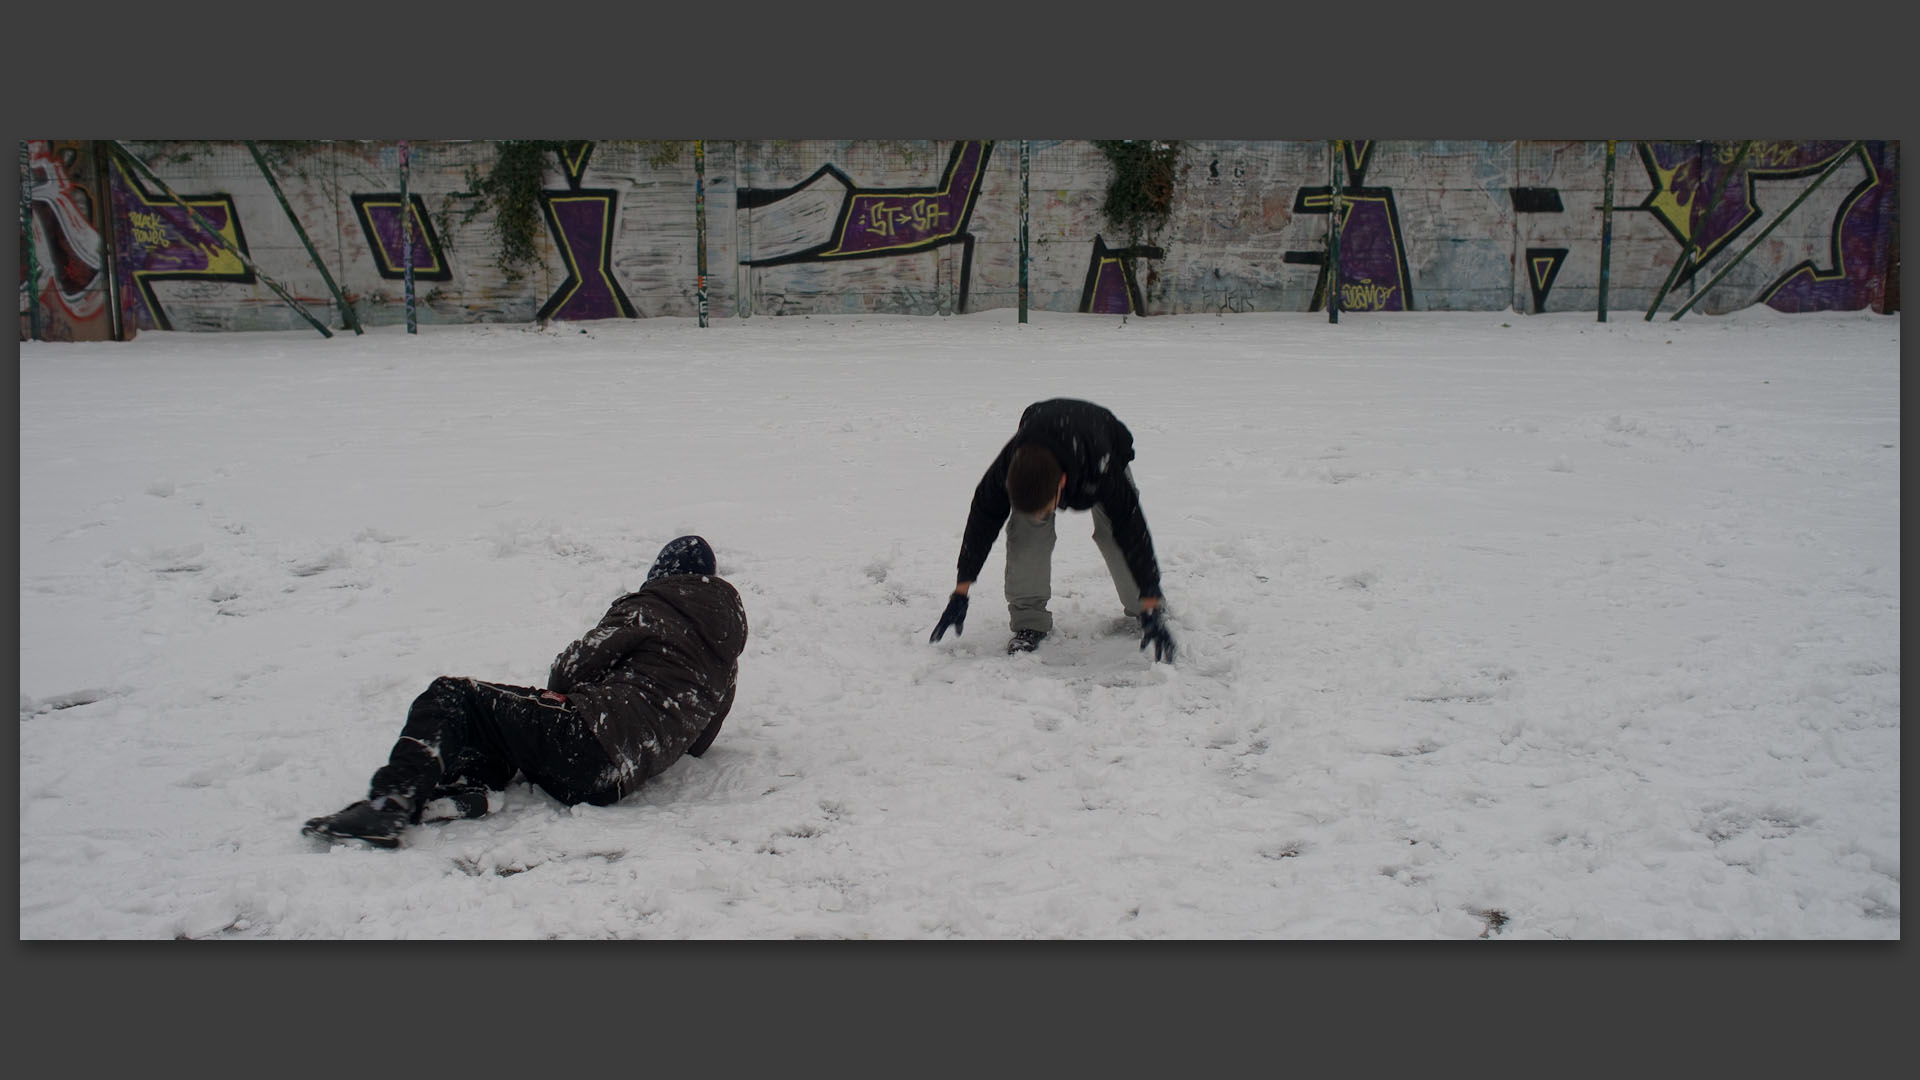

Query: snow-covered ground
[17,307,1899,939]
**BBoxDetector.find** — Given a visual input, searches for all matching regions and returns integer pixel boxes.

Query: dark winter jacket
[546,573,748,800]
[956,398,1163,599]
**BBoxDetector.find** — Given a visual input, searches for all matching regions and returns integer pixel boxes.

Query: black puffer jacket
[547,573,748,800]
[955,398,1163,599]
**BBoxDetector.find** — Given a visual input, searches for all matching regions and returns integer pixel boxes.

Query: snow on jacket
[955,398,1164,599]
[546,572,748,800]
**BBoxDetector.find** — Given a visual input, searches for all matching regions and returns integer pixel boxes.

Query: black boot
[420,781,490,822]
[1007,629,1047,654]
[302,797,411,848]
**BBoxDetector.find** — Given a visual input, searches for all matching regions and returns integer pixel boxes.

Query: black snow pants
[368,676,619,811]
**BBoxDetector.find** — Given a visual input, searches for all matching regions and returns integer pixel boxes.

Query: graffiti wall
[20,141,117,341]
[731,140,989,316]
[82,140,724,334]
[22,138,1897,339]
[1516,139,1898,316]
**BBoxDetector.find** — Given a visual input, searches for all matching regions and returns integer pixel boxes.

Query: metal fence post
[695,139,709,328]
[1019,140,1029,324]
[246,141,361,334]
[1598,140,1615,322]
[1327,140,1343,324]
[20,140,41,341]
[399,140,416,334]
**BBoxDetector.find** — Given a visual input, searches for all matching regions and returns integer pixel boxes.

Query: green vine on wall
[440,140,691,282]
[1092,140,1185,244]
[451,140,567,283]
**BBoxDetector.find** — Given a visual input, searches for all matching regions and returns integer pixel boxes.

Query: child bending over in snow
[930,398,1175,662]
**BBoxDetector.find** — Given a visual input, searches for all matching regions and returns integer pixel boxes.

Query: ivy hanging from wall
[1092,140,1185,244]
[441,140,693,282]
[448,140,567,282]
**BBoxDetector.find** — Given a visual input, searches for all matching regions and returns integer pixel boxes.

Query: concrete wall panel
[27,138,1896,338]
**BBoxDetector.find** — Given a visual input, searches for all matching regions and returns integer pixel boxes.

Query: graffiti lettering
[861,198,950,237]
[1715,141,1801,169]
[1340,277,1398,312]
[129,210,168,249]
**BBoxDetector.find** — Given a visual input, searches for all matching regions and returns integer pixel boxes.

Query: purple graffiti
[356,197,446,277]
[1761,142,1896,313]
[1332,196,1408,312]
[1640,141,1895,313]
[109,158,253,331]
[1088,261,1133,314]
[538,192,634,322]
[1079,236,1161,315]
[112,174,233,273]
[1642,142,1756,260]
[824,141,986,256]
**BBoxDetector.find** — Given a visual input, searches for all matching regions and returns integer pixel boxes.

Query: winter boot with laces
[1007,628,1048,654]
[302,795,411,848]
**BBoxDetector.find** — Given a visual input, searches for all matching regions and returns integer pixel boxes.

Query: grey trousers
[1004,500,1144,633]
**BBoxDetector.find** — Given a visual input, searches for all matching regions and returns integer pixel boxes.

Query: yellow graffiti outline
[1758,144,1881,304]
[360,197,446,276]
[1530,255,1558,291]
[1302,191,1410,307]
[1641,142,1848,269]
[129,198,249,320]
[1347,140,1373,178]
[818,141,986,258]
[1092,255,1134,314]
[542,193,620,315]
[1644,153,1698,244]
[562,142,593,183]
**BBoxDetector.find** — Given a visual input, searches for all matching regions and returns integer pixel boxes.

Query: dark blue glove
[930,591,969,642]
[1139,608,1176,664]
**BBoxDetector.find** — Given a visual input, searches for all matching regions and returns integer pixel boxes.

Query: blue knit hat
[647,535,716,582]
